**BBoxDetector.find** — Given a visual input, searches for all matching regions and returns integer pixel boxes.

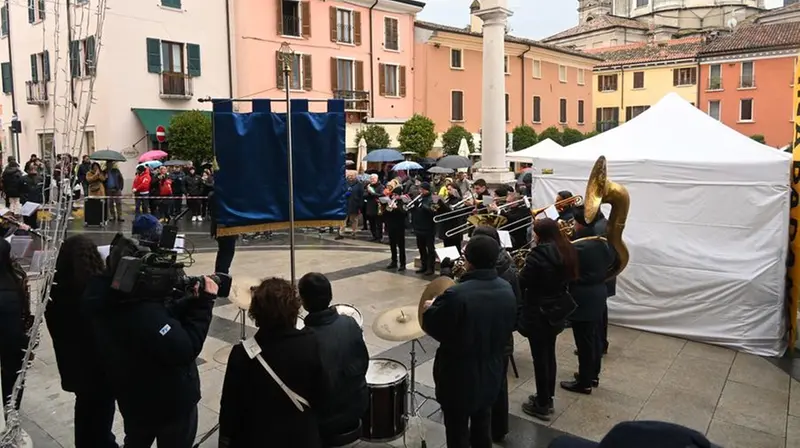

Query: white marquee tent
[530,93,792,356]
[506,138,563,163]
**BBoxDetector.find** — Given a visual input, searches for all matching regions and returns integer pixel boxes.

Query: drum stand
[406,338,436,447]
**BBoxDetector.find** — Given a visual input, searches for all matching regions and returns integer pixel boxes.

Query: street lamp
[278,42,298,285]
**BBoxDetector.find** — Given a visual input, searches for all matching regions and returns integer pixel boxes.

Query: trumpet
[499,195,584,234]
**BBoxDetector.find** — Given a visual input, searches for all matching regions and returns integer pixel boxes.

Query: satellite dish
[727,18,738,29]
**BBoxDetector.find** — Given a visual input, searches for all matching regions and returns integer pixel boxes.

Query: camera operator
[84,215,217,448]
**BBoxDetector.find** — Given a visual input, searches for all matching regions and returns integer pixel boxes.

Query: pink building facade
[414,21,599,136]
[232,0,423,121]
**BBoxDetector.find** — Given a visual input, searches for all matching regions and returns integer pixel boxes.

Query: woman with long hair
[46,235,118,447]
[518,218,579,421]
[219,277,327,447]
[0,238,31,414]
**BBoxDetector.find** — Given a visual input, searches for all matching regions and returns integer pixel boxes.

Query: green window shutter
[1,7,8,36]
[30,54,38,83]
[27,0,35,23]
[2,62,12,94]
[86,36,96,76]
[187,44,201,77]
[43,50,50,81]
[37,0,44,19]
[146,38,162,73]
[161,0,181,8]
[69,40,81,77]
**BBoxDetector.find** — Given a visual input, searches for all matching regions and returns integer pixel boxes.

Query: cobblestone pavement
[11,225,800,448]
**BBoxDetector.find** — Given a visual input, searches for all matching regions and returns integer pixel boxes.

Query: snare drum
[333,304,363,329]
[361,358,408,442]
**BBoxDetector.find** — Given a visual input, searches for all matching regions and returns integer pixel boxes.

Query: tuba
[573,156,630,279]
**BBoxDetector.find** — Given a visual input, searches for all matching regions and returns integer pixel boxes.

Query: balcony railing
[740,76,755,89]
[160,72,193,99]
[333,89,370,112]
[25,80,48,105]
[282,14,301,37]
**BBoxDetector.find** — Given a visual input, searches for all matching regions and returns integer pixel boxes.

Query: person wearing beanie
[131,214,163,247]
[384,186,408,271]
[421,235,517,447]
[410,182,436,275]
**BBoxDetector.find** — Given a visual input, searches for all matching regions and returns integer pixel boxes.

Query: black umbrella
[437,155,472,170]
[164,160,190,167]
[428,166,454,174]
[89,150,126,162]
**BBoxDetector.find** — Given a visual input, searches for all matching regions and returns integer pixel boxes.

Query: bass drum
[361,358,408,442]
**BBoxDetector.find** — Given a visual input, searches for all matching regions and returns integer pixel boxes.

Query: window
[577,69,585,85]
[27,0,45,23]
[161,41,184,74]
[532,96,541,123]
[708,100,721,120]
[451,91,464,121]
[596,107,619,132]
[740,61,754,88]
[559,65,567,83]
[598,74,618,92]
[673,67,697,86]
[577,100,585,125]
[505,94,510,122]
[636,0,648,7]
[281,0,301,37]
[1,62,11,94]
[330,57,364,109]
[532,59,541,78]
[384,17,399,51]
[609,39,618,46]
[30,51,50,82]
[84,130,96,155]
[504,55,510,75]
[70,36,96,77]
[1,6,8,37]
[161,0,181,8]
[334,8,359,44]
[633,71,644,89]
[625,105,649,121]
[336,58,354,91]
[709,64,722,90]
[559,98,567,124]
[146,38,201,77]
[379,63,406,97]
[38,133,55,161]
[740,98,753,122]
[450,49,463,69]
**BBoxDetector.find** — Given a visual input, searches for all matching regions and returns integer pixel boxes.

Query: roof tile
[698,21,800,55]
[542,14,649,42]
[588,37,703,67]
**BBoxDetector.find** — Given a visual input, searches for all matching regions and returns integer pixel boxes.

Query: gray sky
[417,0,785,40]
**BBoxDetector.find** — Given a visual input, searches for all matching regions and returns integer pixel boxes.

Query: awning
[131,108,211,134]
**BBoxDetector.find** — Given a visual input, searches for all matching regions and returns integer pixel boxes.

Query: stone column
[474,1,514,186]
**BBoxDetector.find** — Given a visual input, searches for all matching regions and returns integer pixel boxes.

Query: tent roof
[506,138,562,163]
[532,93,790,184]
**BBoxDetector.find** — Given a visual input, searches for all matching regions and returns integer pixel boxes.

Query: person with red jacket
[132,166,151,216]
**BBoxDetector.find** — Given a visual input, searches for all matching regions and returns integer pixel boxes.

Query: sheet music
[20,202,40,217]
[544,205,560,221]
[0,207,10,217]
[497,230,513,248]
[97,245,111,260]
[435,246,461,262]
[379,197,391,204]
[482,196,493,207]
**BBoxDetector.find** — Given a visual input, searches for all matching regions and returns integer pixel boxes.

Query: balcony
[159,72,193,99]
[334,89,370,113]
[25,80,48,105]
[739,76,755,89]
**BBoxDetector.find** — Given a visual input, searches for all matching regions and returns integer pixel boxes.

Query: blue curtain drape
[213,99,346,236]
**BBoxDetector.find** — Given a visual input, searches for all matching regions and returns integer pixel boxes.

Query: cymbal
[372,306,424,342]
[229,276,260,310]
[418,276,455,325]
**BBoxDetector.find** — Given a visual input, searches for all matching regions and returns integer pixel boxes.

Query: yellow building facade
[588,38,703,131]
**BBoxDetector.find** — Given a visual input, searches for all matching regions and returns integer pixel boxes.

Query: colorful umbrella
[139,150,168,162]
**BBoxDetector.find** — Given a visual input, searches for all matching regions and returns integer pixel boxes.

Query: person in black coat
[364,174,384,242]
[494,186,531,251]
[46,235,119,447]
[421,236,517,448]
[219,277,327,448]
[561,206,615,395]
[518,218,579,420]
[436,184,465,255]
[85,235,217,448]
[209,190,237,276]
[411,182,436,275]
[298,273,368,444]
[184,167,204,222]
[2,161,24,211]
[338,173,364,240]
[593,211,614,355]
[384,187,408,270]
[470,226,521,442]
[0,238,30,413]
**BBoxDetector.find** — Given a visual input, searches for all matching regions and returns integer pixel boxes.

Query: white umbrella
[357,137,367,174]
[458,137,470,158]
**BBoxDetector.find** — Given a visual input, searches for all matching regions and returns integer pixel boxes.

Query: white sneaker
[198,216,203,222]
[192,216,198,222]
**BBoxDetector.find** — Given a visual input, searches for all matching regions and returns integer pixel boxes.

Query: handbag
[242,337,310,412]
[539,289,577,326]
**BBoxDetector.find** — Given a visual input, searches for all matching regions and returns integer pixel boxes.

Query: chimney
[470,0,482,33]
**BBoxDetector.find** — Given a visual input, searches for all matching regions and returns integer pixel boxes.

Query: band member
[384,187,408,271]
[364,174,384,242]
[561,205,614,395]
[556,190,575,221]
[421,236,517,447]
[437,184,465,255]
[298,273,369,445]
[0,239,31,414]
[471,179,488,208]
[338,172,364,240]
[411,182,436,276]
[493,186,531,251]
[518,218,579,420]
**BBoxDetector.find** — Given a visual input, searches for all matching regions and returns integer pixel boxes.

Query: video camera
[109,214,231,300]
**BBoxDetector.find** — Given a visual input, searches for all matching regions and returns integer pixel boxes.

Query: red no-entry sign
[155,125,166,143]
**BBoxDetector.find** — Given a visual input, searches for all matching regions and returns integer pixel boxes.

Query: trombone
[442,197,525,238]
[403,194,423,211]
[499,195,584,234]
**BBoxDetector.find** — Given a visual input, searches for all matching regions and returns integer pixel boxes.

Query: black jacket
[436,195,465,240]
[84,275,214,423]
[518,242,573,334]
[345,180,364,215]
[570,228,615,322]
[383,200,407,232]
[495,250,521,355]
[22,173,48,204]
[422,269,517,413]
[303,308,369,436]
[170,171,185,195]
[0,270,27,366]
[411,194,436,236]
[77,162,92,183]
[364,183,384,217]
[219,328,327,448]
[593,215,617,297]
[1,166,24,198]
[184,174,204,196]
[501,205,531,250]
